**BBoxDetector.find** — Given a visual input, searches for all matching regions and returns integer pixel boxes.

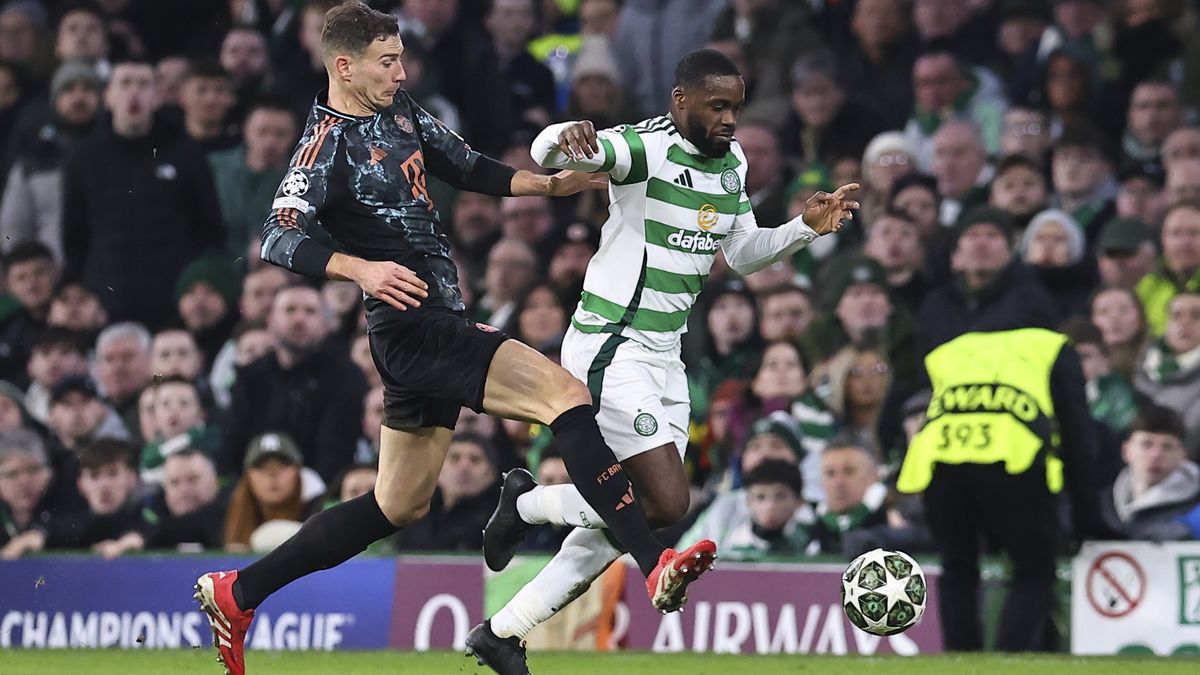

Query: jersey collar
[314,89,375,122]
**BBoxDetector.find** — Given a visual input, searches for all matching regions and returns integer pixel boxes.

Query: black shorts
[367,305,509,430]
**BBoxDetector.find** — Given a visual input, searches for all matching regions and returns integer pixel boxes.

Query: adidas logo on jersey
[667,229,721,253]
[673,170,693,188]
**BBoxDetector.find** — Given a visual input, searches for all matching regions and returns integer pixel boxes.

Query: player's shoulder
[625,115,675,138]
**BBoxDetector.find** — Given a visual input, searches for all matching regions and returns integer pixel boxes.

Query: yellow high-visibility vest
[897,328,1067,494]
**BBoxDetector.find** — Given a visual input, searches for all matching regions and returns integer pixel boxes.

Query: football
[840,548,927,636]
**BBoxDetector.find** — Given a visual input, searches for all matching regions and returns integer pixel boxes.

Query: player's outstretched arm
[510,168,607,198]
[721,183,860,276]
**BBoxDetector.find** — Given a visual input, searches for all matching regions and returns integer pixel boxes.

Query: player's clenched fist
[557,120,599,160]
[352,259,429,311]
[804,182,861,236]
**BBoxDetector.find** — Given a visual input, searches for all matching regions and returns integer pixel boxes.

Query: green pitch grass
[2,650,1197,675]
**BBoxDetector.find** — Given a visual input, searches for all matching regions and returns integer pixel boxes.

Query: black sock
[550,404,663,576]
[233,491,398,610]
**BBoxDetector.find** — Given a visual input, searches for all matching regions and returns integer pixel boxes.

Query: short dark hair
[78,438,137,472]
[450,431,498,468]
[1056,121,1114,165]
[185,59,230,83]
[321,1,399,59]
[32,327,87,355]
[674,48,740,89]
[743,458,803,496]
[246,94,295,120]
[994,153,1042,178]
[153,374,198,390]
[232,320,267,341]
[757,282,812,305]
[1128,403,1185,440]
[5,240,54,272]
[166,446,215,467]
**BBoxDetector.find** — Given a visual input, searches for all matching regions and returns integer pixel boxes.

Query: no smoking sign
[1086,551,1146,619]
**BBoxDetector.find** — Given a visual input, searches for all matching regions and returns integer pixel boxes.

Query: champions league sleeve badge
[281,169,310,197]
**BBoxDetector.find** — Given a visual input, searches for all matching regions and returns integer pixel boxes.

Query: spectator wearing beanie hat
[1019,208,1097,319]
[0,59,103,262]
[565,35,633,131]
[802,256,919,390]
[175,253,241,369]
[916,205,1059,358]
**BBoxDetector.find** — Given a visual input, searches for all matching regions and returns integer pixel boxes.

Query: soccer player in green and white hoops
[464,49,857,674]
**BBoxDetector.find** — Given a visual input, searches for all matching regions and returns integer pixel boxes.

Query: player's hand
[803,183,860,236]
[557,120,599,160]
[353,260,429,312]
[545,170,608,197]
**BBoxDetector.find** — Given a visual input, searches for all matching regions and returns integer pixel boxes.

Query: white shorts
[561,326,689,462]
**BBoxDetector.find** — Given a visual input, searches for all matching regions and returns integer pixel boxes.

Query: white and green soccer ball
[840,548,927,636]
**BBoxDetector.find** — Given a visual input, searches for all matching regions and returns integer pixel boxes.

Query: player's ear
[332,54,354,81]
[671,86,686,111]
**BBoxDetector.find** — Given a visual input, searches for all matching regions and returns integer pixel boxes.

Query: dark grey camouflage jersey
[261,89,488,311]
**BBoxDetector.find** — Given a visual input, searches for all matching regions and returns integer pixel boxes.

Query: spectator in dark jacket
[917,206,1059,357]
[780,48,887,168]
[486,0,556,129]
[395,432,499,552]
[61,59,225,330]
[222,284,368,482]
[0,241,59,388]
[1101,404,1200,540]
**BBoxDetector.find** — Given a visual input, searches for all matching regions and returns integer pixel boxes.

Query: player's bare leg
[195,425,449,674]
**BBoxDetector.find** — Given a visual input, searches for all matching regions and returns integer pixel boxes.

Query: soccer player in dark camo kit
[192,4,718,674]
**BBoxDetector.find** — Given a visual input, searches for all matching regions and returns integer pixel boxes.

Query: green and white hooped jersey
[549,116,756,350]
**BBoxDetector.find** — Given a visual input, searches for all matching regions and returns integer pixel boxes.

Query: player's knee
[375,489,430,527]
[550,374,593,416]
[644,491,690,527]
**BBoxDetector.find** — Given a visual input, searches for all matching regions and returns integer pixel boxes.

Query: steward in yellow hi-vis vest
[898,327,1110,653]
[898,328,1067,495]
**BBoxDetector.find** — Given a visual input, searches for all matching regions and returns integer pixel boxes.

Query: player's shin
[233,491,399,611]
[549,404,663,576]
[491,527,622,639]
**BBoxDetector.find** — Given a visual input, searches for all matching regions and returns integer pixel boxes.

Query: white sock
[516,485,606,529]
[490,528,622,640]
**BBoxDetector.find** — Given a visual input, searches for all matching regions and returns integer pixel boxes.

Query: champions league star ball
[840,548,927,636]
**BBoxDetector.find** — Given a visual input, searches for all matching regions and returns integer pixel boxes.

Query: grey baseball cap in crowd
[51,60,103,98]
[243,432,303,470]
[1097,217,1154,254]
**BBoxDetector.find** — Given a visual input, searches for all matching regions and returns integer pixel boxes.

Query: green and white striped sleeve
[530,122,648,184]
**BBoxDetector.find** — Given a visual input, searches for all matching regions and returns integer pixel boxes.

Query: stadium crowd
[1,0,1200,564]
